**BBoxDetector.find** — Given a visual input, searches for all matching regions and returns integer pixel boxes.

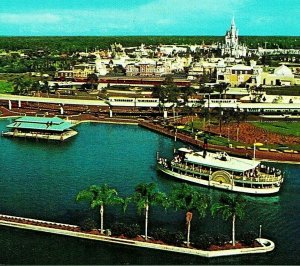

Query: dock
[2,116,77,141]
[2,130,77,141]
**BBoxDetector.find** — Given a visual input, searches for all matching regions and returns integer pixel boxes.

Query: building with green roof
[2,116,77,141]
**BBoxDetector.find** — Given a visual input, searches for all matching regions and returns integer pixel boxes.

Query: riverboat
[157,148,283,195]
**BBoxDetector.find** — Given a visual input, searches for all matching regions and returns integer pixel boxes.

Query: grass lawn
[0,80,13,94]
[266,86,300,96]
[203,135,245,147]
[251,121,300,137]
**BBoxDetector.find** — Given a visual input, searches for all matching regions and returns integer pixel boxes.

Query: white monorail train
[204,99,300,113]
[107,97,202,108]
[106,97,300,114]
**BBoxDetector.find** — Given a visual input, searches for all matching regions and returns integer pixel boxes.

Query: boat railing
[170,162,211,175]
[169,161,282,183]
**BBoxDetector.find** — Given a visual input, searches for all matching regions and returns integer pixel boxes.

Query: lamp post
[259,224,262,238]
[219,109,223,137]
[253,142,264,160]
[227,125,230,141]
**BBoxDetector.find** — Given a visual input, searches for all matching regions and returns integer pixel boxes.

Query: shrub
[79,218,97,232]
[193,234,214,250]
[150,228,184,246]
[111,222,127,236]
[169,231,184,246]
[111,223,141,238]
[214,234,230,246]
[124,223,141,238]
[151,227,168,241]
[241,231,257,246]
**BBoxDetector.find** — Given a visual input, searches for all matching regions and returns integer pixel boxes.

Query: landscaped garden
[181,116,300,152]
[75,183,263,251]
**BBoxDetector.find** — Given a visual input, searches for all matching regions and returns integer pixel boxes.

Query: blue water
[0,119,299,265]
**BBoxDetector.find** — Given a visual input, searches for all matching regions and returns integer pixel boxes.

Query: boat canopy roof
[184,151,260,173]
[6,116,73,132]
[178,147,194,153]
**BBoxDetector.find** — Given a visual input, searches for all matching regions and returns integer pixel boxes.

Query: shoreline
[1,112,300,164]
[72,119,139,126]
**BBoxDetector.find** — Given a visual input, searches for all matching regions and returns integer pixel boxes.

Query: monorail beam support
[163,110,168,119]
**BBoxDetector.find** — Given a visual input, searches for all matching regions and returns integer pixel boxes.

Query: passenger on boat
[275,169,282,176]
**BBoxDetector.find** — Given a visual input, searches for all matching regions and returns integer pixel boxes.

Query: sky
[0,0,299,36]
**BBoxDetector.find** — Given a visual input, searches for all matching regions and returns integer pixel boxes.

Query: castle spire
[231,16,235,27]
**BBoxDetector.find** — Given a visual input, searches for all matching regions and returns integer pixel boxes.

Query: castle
[221,17,248,58]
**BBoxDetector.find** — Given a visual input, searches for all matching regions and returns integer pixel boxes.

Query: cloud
[0,0,298,35]
[0,12,61,24]
[52,0,247,35]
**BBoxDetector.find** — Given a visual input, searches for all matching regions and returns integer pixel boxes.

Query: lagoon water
[0,119,300,265]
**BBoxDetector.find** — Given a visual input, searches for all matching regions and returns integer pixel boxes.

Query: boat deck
[2,130,77,141]
[171,162,282,183]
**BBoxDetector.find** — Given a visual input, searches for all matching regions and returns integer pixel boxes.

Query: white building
[221,17,248,58]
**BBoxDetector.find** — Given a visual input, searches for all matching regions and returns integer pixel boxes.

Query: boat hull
[157,165,280,195]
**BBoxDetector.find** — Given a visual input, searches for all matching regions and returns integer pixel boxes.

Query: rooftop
[6,116,74,132]
[185,151,259,172]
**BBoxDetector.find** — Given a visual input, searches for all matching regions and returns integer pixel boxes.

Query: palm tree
[11,76,26,95]
[167,183,210,247]
[125,182,166,241]
[211,194,246,246]
[87,73,99,90]
[214,82,229,99]
[76,184,123,234]
[199,83,214,131]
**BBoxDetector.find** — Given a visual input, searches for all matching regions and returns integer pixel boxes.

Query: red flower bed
[209,122,300,146]
[208,241,261,251]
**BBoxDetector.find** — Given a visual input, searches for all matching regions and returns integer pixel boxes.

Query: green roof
[14,116,65,125]
[7,116,74,132]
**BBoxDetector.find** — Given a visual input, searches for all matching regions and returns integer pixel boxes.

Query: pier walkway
[0,214,274,258]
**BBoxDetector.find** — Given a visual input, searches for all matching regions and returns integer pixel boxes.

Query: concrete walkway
[0,214,274,258]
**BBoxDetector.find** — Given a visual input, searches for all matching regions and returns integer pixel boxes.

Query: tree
[167,183,210,247]
[42,80,50,94]
[214,82,229,99]
[125,182,166,241]
[76,184,123,234]
[211,194,246,246]
[162,75,180,104]
[182,86,195,105]
[212,83,228,135]
[11,76,27,95]
[199,84,214,131]
[86,73,99,90]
